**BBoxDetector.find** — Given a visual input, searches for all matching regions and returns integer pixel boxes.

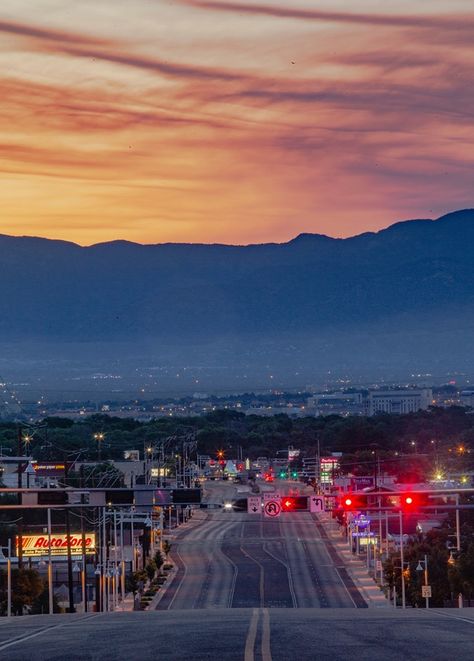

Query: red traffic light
[398,493,431,510]
[280,496,308,511]
[339,493,367,511]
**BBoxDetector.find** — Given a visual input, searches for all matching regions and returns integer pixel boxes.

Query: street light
[415,555,430,608]
[93,433,105,461]
[0,540,12,617]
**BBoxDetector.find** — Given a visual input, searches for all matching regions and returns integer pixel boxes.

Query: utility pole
[64,460,75,613]
[80,464,87,612]
[17,425,23,570]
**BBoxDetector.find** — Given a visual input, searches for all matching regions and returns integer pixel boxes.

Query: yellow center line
[261,608,272,661]
[244,608,260,661]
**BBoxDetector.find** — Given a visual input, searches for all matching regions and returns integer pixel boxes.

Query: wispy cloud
[178,1,474,33]
[0,18,115,46]
[0,2,473,244]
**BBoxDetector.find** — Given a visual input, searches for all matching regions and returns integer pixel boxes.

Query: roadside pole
[47,508,53,614]
[455,494,463,608]
[399,510,406,609]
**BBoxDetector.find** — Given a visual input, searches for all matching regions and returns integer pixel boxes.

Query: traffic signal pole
[456,493,463,608]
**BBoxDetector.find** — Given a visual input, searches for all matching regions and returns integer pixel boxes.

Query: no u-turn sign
[264,500,281,518]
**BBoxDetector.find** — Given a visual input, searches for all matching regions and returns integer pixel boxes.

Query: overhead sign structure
[18,533,96,557]
[247,496,261,515]
[264,500,281,518]
[310,495,325,513]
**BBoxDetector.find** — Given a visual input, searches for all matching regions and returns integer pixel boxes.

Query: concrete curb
[318,514,389,608]
[146,562,178,610]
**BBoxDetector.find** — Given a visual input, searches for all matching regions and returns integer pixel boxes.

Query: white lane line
[244,608,260,661]
[0,614,101,652]
[333,567,359,608]
[263,542,298,608]
[261,608,273,661]
[166,547,188,610]
[428,610,474,626]
[241,545,265,607]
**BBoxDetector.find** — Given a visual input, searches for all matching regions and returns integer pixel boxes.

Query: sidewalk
[318,513,389,608]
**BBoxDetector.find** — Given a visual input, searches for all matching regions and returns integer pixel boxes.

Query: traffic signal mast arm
[335,489,473,512]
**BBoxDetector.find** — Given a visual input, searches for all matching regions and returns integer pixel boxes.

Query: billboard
[17,533,96,557]
[350,476,374,490]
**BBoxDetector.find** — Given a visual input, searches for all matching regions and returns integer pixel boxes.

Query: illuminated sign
[17,533,96,557]
[151,468,169,477]
[320,458,340,485]
[33,463,66,476]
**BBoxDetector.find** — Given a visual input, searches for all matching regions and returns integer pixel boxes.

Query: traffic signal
[339,493,367,511]
[291,470,298,479]
[400,493,429,510]
[279,470,288,479]
[281,496,308,511]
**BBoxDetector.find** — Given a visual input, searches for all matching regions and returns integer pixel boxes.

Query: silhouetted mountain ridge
[0,209,473,353]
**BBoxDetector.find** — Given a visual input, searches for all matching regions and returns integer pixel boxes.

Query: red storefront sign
[17,533,96,557]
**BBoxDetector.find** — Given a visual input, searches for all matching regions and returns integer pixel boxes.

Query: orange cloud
[0,3,473,245]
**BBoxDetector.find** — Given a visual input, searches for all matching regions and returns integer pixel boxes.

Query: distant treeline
[0,407,473,481]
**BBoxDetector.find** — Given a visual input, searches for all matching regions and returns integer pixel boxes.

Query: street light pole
[47,508,53,615]
[399,509,406,609]
[416,555,430,608]
[0,540,12,617]
[455,493,463,609]
[424,554,429,609]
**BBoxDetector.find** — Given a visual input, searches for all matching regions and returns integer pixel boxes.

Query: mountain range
[1,209,474,393]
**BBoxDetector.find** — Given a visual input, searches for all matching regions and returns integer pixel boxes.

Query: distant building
[366,388,433,416]
[307,392,364,417]
[460,390,474,408]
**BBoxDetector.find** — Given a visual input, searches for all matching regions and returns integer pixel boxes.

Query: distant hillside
[1,209,474,389]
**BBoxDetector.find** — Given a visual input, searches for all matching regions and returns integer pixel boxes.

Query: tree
[6,569,44,615]
[145,560,156,581]
[153,550,164,572]
[30,583,60,614]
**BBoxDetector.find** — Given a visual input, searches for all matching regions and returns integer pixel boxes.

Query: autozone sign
[17,533,96,557]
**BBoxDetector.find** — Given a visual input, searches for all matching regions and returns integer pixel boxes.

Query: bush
[153,550,164,571]
[145,560,156,581]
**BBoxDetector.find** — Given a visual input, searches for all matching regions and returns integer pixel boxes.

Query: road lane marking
[0,614,101,652]
[241,545,265,607]
[166,547,188,610]
[429,610,474,626]
[261,608,272,661]
[244,608,260,661]
[263,543,298,608]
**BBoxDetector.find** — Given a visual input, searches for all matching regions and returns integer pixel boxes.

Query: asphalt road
[2,482,474,659]
[159,480,365,610]
[1,608,474,660]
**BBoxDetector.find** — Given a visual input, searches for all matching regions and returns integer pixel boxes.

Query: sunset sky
[1,1,473,245]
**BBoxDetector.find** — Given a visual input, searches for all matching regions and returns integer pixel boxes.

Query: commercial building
[460,390,474,408]
[307,392,364,416]
[366,388,433,416]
